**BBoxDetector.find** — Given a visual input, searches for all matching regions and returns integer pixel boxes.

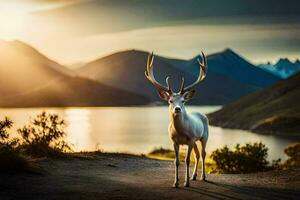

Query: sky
[0,0,299,67]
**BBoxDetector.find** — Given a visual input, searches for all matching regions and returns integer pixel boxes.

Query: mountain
[77,49,281,105]
[0,40,284,107]
[259,58,300,78]
[208,72,300,136]
[202,49,281,87]
[0,40,74,97]
[0,40,149,107]
[0,76,149,107]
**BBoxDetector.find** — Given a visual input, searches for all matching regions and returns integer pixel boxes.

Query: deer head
[145,52,207,115]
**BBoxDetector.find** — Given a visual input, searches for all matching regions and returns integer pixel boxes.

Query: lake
[0,106,297,161]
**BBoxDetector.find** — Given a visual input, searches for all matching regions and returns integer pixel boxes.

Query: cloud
[1,0,299,65]
[22,23,298,65]
[30,0,86,10]
[31,0,300,37]
[32,0,84,3]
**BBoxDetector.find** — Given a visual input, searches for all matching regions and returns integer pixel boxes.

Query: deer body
[145,51,209,188]
[169,111,208,145]
[169,109,209,187]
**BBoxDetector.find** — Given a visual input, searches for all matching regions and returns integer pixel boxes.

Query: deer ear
[157,90,170,101]
[183,90,195,101]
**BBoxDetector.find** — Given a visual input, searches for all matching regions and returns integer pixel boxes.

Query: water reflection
[65,108,92,151]
[88,107,171,153]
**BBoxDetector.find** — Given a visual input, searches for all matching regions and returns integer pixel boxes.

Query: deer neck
[170,107,188,133]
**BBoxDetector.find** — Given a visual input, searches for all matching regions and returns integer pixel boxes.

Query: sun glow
[0,0,72,40]
[0,2,30,39]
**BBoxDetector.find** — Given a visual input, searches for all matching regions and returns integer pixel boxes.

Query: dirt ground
[0,153,299,200]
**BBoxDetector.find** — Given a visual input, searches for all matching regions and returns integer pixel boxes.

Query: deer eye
[182,100,185,103]
[169,100,173,103]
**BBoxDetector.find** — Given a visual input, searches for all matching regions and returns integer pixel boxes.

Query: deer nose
[174,107,181,113]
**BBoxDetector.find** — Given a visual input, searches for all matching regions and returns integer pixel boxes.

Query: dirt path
[0,153,299,200]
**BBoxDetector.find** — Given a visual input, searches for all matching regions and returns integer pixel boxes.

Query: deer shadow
[180,179,299,200]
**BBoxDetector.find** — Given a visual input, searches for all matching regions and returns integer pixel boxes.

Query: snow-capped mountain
[259,58,300,78]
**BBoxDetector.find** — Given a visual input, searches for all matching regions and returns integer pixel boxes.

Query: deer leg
[173,143,180,188]
[201,139,207,181]
[184,143,193,187]
[191,143,200,181]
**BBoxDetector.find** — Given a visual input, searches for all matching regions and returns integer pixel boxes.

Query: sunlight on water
[0,106,297,161]
[65,108,92,151]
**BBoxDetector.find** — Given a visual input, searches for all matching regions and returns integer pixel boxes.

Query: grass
[147,147,215,173]
[147,147,175,160]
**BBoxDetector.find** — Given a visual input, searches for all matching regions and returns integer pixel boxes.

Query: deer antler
[145,52,173,93]
[180,51,207,94]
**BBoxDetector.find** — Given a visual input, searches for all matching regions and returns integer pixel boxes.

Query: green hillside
[208,72,300,136]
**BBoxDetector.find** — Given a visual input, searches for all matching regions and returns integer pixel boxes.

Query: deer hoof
[184,181,190,187]
[201,175,206,181]
[173,182,179,188]
[191,174,197,181]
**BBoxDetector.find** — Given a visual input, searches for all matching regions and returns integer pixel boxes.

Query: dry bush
[210,142,275,173]
[18,112,72,157]
[0,117,28,173]
[283,142,300,169]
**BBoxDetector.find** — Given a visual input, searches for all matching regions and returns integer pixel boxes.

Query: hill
[0,41,148,107]
[0,40,74,98]
[208,72,300,136]
[0,76,149,107]
[77,49,280,105]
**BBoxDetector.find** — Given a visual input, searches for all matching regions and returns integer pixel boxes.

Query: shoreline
[208,121,300,139]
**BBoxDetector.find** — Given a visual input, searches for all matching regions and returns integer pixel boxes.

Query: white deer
[145,51,209,188]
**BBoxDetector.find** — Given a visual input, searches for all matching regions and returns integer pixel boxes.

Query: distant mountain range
[259,58,300,78]
[208,72,300,136]
[0,40,285,107]
[77,49,280,105]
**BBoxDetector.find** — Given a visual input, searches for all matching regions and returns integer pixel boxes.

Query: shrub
[0,118,29,173]
[210,142,271,173]
[17,112,72,157]
[0,117,13,143]
[283,142,300,169]
[0,145,29,172]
